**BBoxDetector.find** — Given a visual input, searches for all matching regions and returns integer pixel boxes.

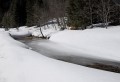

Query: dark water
[18,38,120,73]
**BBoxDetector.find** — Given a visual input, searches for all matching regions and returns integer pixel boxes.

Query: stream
[18,38,120,73]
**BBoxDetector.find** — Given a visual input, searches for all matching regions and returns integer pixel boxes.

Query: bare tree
[88,0,93,28]
[48,0,67,29]
[98,0,112,28]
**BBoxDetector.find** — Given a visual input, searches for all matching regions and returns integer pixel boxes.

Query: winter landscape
[0,0,120,82]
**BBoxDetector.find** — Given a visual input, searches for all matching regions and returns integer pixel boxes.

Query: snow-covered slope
[50,26,120,62]
[9,25,59,38]
[0,32,120,82]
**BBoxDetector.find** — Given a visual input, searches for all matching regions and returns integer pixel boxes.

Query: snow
[7,27,31,39]
[50,26,120,62]
[31,24,60,37]
[87,22,110,28]
[0,32,28,48]
[0,31,120,82]
[9,30,31,38]
[0,28,5,32]
[3,24,60,38]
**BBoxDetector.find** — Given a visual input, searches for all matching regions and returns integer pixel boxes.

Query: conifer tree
[1,0,17,29]
[26,0,35,26]
[67,0,89,30]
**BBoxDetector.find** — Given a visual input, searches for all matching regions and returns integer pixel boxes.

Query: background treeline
[0,0,120,30]
[67,0,120,29]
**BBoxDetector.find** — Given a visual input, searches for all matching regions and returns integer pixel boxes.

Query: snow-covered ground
[9,28,31,38]
[8,24,60,38]
[0,28,5,32]
[50,26,120,62]
[0,31,120,82]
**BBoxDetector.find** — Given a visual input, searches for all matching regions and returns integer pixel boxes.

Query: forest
[0,0,120,30]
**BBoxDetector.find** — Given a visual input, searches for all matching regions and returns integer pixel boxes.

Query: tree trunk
[39,27,45,38]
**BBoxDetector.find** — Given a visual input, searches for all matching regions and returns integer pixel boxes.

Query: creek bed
[17,37,120,73]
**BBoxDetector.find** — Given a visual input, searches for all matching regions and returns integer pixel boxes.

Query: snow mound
[9,27,31,38]
[50,26,120,62]
[0,28,5,32]
[8,24,60,38]
[0,32,29,48]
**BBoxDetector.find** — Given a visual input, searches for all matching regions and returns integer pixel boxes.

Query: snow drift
[50,26,120,62]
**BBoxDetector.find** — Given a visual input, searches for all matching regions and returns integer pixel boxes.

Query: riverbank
[0,31,120,82]
[50,26,120,62]
[16,37,120,73]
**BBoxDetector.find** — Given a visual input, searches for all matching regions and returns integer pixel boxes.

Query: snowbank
[0,32,120,82]
[0,32,29,48]
[31,24,60,37]
[8,27,31,39]
[9,31,31,38]
[0,28,5,32]
[8,24,59,38]
[50,26,120,62]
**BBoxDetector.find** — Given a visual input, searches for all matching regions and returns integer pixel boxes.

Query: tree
[26,0,35,26]
[67,0,90,30]
[1,0,17,30]
[29,0,46,38]
[100,0,111,28]
[15,0,27,26]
